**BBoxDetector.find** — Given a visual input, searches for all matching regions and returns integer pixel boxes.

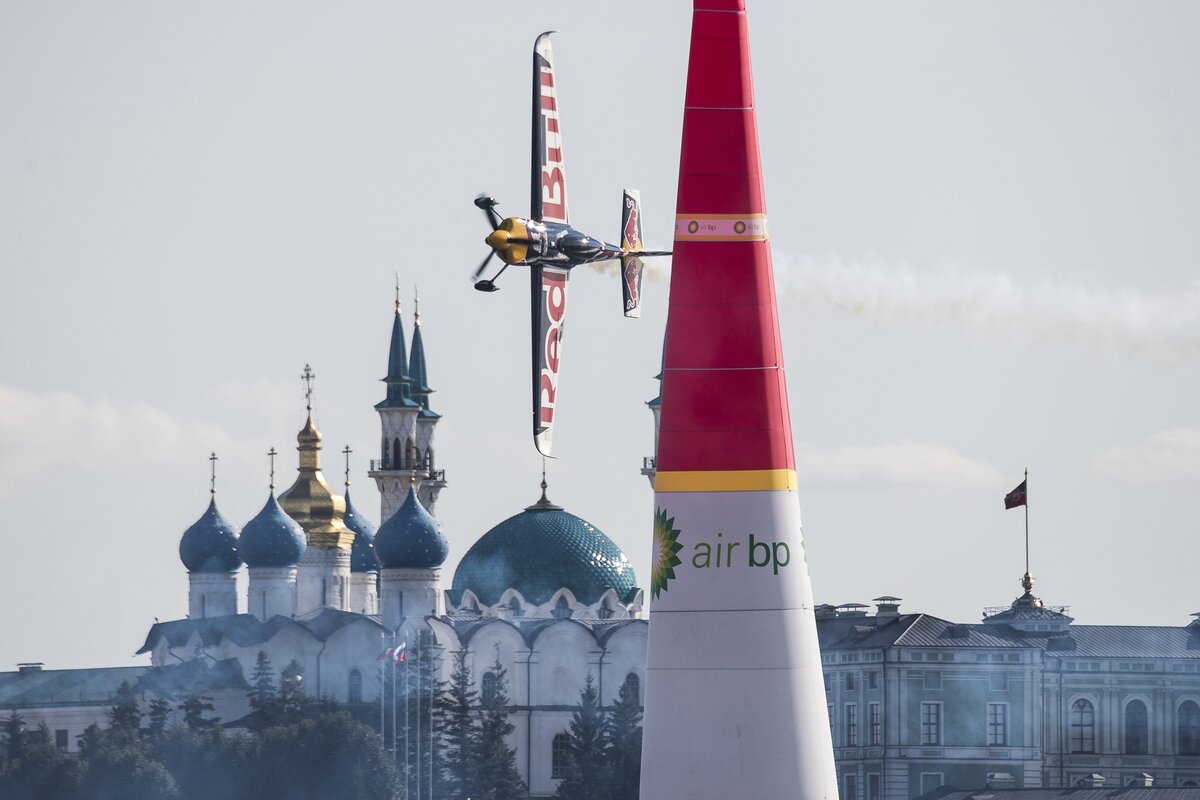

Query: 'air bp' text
[690,532,791,575]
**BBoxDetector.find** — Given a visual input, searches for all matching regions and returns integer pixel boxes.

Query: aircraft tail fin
[620,189,645,318]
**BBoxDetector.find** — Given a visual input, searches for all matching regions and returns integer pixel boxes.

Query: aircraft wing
[532,32,569,225]
[531,264,570,456]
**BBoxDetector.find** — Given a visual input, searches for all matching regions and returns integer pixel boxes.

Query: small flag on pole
[392,641,407,664]
[1004,479,1027,510]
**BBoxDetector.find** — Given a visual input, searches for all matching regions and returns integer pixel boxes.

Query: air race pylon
[639,2,838,798]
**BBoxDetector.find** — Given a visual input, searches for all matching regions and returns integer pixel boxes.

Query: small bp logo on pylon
[651,508,683,599]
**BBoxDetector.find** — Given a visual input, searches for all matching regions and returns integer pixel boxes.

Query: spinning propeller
[471,194,538,292]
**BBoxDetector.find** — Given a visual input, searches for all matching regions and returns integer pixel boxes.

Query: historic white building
[92,292,646,797]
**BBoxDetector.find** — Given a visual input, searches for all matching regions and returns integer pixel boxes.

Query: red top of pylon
[657,0,794,477]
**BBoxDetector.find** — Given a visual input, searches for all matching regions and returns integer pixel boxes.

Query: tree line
[0,647,643,800]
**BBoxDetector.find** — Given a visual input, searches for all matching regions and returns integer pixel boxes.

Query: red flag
[1004,479,1027,510]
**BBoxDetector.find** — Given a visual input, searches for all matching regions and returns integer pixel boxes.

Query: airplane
[472,31,670,457]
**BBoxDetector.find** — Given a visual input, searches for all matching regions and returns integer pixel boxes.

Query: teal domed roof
[451,493,637,606]
[180,498,241,573]
[375,486,448,569]
[237,492,305,568]
[343,489,379,573]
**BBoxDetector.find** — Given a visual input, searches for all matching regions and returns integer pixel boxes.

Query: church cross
[342,445,352,488]
[209,452,218,495]
[268,447,277,490]
[301,363,316,410]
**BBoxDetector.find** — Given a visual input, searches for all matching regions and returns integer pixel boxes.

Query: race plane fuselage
[485,217,632,269]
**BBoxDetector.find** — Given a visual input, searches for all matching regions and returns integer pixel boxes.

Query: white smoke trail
[773,252,1200,361]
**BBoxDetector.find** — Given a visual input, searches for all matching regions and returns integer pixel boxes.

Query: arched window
[481,671,497,706]
[552,596,573,620]
[1071,699,1095,753]
[392,438,401,470]
[406,437,416,468]
[1125,699,1149,754]
[380,437,388,467]
[623,673,640,704]
[551,732,570,779]
[348,669,363,704]
[1180,701,1200,755]
[425,447,434,470]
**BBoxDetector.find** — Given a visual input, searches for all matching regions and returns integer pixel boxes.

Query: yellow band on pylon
[655,469,797,493]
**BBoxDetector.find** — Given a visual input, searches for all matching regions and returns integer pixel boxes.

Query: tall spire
[408,286,438,417]
[378,279,419,410]
[640,2,839,798]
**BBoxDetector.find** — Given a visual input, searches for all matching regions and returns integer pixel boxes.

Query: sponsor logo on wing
[538,270,568,430]
[539,65,566,222]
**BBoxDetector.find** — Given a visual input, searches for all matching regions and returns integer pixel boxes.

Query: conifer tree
[248,650,277,711]
[107,681,143,743]
[145,698,172,743]
[554,673,608,800]
[178,695,220,732]
[434,648,477,800]
[604,676,643,800]
[474,653,526,800]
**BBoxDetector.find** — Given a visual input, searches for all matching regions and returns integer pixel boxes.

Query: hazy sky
[2,1,1197,670]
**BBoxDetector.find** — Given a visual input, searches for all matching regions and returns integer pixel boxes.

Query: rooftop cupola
[279,364,355,550]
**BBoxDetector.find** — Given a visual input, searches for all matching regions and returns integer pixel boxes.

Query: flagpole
[380,631,385,744]
[1024,467,1030,578]
[392,630,398,762]
[415,631,421,800]
[405,639,411,795]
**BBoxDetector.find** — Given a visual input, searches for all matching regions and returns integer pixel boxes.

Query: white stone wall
[296,547,350,615]
[188,572,238,618]
[247,567,297,621]
[380,568,442,631]
[349,572,380,616]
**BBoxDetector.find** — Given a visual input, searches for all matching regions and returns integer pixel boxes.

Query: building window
[867,671,878,690]
[552,733,570,779]
[829,704,835,739]
[1125,699,1149,754]
[844,672,856,691]
[825,673,832,693]
[55,729,68,750]
[623,673,640,704]
[482,671,498,706]
[920,702,942,745]
[845,704,858,746]
[844,773,858,800]
[869,702,882,746]
[868,773,881,800]
[349,669,363,704]
[1071,699,1096,753]
[987,703,1008,746]
[1180,701,1200,755]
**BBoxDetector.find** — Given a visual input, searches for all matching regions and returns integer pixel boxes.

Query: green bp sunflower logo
[651,508,684,600]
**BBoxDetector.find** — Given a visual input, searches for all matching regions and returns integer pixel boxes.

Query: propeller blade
[471,250,496,281]
[474,193,502,230]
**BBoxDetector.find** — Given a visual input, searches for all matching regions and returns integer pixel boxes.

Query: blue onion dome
[179,498,242,573]
[451,492,637,606]
[374,486,448,569]
[237,492,306,568]
[343,489,379,573]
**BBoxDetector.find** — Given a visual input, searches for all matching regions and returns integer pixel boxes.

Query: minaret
[407,287,447,513]
[239,447,306,621]
[368,281,426,523]
[279,365,356,615]
[640,2,838,798]
[179,452,241,619]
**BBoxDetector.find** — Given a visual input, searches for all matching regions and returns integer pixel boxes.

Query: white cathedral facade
[146,295,647,798]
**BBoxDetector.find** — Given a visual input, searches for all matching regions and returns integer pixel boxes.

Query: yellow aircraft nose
[486,229,509,249]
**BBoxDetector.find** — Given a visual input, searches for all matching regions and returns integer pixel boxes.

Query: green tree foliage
[554,674,609,800]
[434,648,478,800]
[178,694,220,732]
[248,650,277,713]
[145,698,172,743]
[604,677,643,800]
[107,682,143,742]
[0,719,81,800]
[474,654,526,800]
